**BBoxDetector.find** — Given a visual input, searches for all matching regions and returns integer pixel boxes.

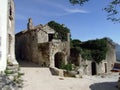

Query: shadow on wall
[90,82,118,90]
[18,60,40,67]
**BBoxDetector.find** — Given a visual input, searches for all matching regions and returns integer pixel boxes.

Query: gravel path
[20,61,119,90]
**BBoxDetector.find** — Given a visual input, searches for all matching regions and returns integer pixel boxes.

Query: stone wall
[15,30,38,62]
[71,40,116,76]
[49,41,70,67]
[15,22,70,68]
[104,41,116,73]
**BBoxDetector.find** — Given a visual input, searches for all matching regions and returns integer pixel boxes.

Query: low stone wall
[49,67,64,77]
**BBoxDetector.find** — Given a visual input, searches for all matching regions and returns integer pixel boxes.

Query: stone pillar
[0,0,8,71]
[7,0,18,65]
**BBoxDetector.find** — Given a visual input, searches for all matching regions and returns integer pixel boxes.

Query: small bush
[17,72,24,78]
[60,62,72,71]
[4,70,14,75]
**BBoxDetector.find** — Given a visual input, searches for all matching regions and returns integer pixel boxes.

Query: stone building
[0,0,18,71]
[71,40,116,75]
[15,18,70,68]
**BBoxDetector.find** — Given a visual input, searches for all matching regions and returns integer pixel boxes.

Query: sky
[14,0,120,44]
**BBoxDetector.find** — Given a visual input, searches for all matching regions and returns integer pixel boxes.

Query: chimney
[27,18,34,30]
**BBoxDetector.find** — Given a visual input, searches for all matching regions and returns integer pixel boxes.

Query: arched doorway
[54,52,65,69]
[91,62,97,75]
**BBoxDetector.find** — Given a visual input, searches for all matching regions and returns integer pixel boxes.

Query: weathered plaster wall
[0,0,8,71]
[104,41,116,73]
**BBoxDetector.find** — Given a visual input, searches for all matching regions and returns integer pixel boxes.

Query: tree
[69,0,120,22]
[70,39,81,48]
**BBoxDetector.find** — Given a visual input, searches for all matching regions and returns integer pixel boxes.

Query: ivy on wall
[48,21,70,41]
[71,38,108,63]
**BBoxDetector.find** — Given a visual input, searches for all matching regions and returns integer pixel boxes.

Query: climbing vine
[48,21,70,41]
[71,38,108,63]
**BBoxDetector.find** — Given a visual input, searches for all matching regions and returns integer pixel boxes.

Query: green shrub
[60,62,72,71]
[4,70,14,75]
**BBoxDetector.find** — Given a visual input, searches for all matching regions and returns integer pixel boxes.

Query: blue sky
[15,0,120,44]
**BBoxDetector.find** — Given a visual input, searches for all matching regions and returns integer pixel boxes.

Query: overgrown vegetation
[70,39,82,57]
[60,62,72,71]
[48,21,70,41]
[47,21,109,65]
[71,38,108,63]
[4,69,14,75]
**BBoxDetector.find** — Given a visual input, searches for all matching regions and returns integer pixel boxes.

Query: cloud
[35,0,89,15]
[64,8,89,14]
[15,0,89,19]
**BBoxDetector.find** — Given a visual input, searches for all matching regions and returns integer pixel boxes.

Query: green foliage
[17,72,24,78]
[13,76,23,84]
[80,38,108,63]
[4,69,14,75]
[70,47,81,57]
[70,38,108,63]
[104,0,120,22]
[69,0,89,5]
[80,39,108,52]
[91,50,106,63]
[71,39,81,48]
[48,21,70,41]
[60,62,72,71]
[81,49,92,60]
[70,39,82,58]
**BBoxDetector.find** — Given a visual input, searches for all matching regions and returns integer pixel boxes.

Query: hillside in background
[102,37,120,62]
[116,43,120,61]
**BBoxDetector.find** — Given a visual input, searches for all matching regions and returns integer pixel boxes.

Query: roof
[16,24,55,36]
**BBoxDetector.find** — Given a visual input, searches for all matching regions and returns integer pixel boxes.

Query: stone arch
[54,52,65,69]
[91,62,97,75]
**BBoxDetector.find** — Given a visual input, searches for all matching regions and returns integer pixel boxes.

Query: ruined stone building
[15,18,70,68]
[0,0,18,71]
[72,40,116,75]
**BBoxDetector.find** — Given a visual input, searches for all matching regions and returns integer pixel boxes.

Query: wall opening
[91,62,97,75]
[48,34,54,42]
[104,63,107,73]
[54,52,65,69]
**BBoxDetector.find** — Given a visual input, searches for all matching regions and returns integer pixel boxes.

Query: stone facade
[15,18,70,68]
[71,40,116,76]
[0,0,17,71]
